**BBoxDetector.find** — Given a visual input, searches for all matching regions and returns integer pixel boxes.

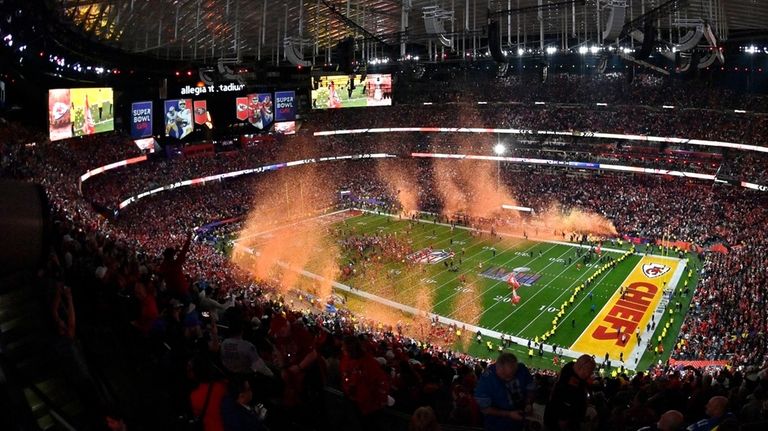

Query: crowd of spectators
[35,210,768,431]
[3,75,768,430]
[398,72,768,112]
[307,103,768,150]
[78,134,757,213]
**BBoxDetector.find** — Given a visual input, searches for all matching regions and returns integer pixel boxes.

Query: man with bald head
[658,410,685,431]
[638,410,685,431]
[686,396,734,431]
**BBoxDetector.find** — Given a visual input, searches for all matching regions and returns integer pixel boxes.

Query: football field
[235,209,694,370]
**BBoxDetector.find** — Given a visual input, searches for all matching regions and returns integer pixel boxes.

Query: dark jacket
[544,362,590,431]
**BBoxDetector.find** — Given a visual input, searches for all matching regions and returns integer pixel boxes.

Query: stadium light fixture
[502,204,534,212]
[494,143,506,191]
[578,46,588,54]
[546,46,557,55]
[590,46,600,54]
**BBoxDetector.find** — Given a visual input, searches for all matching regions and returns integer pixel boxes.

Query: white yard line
[291,263,600,364]
[503,252,623,335]
[553,258,628,339]
[237,243,630,368]
[358,208,677,260]
[432,241,558,310]
[349,217,527,298]
[235,209,685,371]
[453,244,574,323]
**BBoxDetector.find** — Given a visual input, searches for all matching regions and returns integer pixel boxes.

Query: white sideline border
[358,208,679,260]
[233,208,686,370]
[626,259,687,367]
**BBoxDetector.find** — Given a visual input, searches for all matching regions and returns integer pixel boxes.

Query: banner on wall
[274,91,296,121]
[193,100,212,129]
[235,94,274,129]
[164,99,193,139]
[130,101,153,138]
[235,97,250,121]
[247,93,274,130]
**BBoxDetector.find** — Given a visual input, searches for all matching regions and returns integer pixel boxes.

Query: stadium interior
[1,1,768,430]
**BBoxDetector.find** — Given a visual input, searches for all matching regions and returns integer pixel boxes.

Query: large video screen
[164,99,193,139]
[48,88,114,141]
[311,74,392,109]
[134,137,159,153]
[236,93,274,129]
[274,121,296,135]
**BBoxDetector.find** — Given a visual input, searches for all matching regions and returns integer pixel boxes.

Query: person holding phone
[474,352,534,431]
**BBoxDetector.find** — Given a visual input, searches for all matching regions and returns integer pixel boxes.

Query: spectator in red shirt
[189,357,228,431]
[270,314,319,406]
[159,232,192,299]
[340,335,391,418]
[130,280,158,335]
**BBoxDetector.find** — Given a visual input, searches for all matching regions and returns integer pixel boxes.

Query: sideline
[233,208,644,368]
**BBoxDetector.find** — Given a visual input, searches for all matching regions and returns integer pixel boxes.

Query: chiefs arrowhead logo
[642,263,671,279]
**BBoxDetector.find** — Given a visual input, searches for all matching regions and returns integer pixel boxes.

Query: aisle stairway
[0,273,86,431]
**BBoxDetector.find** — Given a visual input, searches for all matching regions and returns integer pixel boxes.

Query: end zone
[570,255,684,363]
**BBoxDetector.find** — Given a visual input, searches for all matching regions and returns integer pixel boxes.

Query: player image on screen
[48,89,72,141]
[311,75,391,109]
[48,88,114,141]
[70,88,114,138]
[247,93,274,130]
[165,105,177,136]
[327,81,343,109]
[165,99,193,139]
[273,121,296,134]
[365,74,392,106]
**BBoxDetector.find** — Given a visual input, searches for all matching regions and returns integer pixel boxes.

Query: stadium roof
[54,0,768,61]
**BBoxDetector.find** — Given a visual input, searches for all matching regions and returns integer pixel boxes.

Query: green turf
[311,85,368,109]
[237,210,697,372]
[326,212,643,345]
